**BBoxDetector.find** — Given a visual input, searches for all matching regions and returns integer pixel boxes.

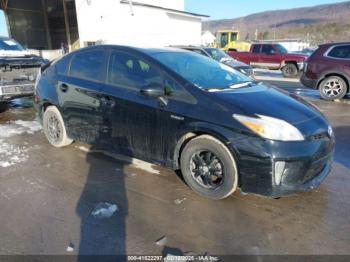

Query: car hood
[211,83,329,136]
[0,52,48,67]
[285,53,308,61]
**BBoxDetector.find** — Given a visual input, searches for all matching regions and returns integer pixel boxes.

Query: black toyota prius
[34,45,335,199]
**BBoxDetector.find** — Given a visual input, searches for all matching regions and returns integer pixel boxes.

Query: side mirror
[140,84,164,98]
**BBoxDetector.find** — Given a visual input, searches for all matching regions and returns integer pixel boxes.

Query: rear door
[326,44,350,76]
[57,48,107,145]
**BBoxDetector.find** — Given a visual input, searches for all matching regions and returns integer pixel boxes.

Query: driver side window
[262,45,275,54]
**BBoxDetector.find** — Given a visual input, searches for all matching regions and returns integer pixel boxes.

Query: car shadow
[76,137,132,260]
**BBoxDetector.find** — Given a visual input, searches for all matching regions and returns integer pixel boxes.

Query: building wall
[278,41,310,52]
[75,0,202,47]
[133,0,184,10]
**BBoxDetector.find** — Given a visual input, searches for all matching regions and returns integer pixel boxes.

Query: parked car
[0,37,48,103]
[294,47,317,57]
[35,45,334,200]
[174,46,254,77]
[301,42,350,100]
[228,43,307,78]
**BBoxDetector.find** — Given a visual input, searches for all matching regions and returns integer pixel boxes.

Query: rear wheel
[319,76,348,100]
[282,63,298,78]
[43,106,73,147]
[180,135,238,200]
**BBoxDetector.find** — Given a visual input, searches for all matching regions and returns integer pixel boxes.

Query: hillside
[203,1,350,44]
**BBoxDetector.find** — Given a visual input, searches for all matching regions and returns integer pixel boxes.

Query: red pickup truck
[228,43,307,78]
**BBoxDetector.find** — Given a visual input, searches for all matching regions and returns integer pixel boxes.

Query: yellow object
[215,30,251,52]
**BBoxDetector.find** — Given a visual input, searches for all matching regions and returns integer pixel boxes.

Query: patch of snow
[91,202,118,218]
[155,235,167,247]
[174,198,186,205]
[132,158,160,175]
[66,243,75,252]
[0,139,29,168]
[0,119,42,138]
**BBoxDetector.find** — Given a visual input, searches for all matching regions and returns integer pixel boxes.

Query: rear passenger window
[252,45,261,53]
[55,56,71,75]
[70,50,106,81]
[327,45,350,59]
[107,51,162,89]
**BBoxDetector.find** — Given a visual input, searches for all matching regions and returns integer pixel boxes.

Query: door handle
[59,83,69,93]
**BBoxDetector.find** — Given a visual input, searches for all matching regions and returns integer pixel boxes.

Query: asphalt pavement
[0,72,349,258]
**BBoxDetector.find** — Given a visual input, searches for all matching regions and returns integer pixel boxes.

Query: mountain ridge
[203,1,350,44]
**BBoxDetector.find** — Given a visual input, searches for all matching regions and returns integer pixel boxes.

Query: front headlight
[233,114,304,141]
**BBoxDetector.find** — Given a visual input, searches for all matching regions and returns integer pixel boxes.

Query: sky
[0,1,347,37]
[185,0,348,20]
[0,11,7,37]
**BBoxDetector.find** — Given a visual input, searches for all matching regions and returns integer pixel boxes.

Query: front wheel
[180,135,238,200]
[43,106,73,147]
[282,63,298,78]
[319,76,348,100]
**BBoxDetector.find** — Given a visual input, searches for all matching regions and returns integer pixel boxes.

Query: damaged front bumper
[229,134,335,198]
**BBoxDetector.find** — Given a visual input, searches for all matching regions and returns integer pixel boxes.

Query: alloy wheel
[189,150,225,189]
[322,78,345,98]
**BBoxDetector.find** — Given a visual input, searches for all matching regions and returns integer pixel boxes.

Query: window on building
[70,50,106,81]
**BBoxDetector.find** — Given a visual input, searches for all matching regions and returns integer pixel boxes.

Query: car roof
[73,45,190,55]
[319,42,350,47]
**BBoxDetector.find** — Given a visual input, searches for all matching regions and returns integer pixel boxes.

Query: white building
[1,0,207,51]
[75,0,208,48]
[201,30,216,46]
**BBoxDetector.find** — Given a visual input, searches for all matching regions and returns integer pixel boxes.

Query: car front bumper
[228,134,335,197]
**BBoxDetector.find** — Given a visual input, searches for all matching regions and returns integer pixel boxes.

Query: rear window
[327,45,350,59]
[70,50,106,81]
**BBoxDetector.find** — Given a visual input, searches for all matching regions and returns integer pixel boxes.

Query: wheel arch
[317,72,350,92]
[172,128,239,171]
[281,60,298,68]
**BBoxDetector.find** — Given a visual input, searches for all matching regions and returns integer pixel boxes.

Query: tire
[282,63,298,78]
[319,76,348,100]
[180,135,238,200]
[43,106,73,147]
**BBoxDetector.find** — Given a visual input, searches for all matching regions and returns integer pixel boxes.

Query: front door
[99,49,194,165]
[258,45,281,69]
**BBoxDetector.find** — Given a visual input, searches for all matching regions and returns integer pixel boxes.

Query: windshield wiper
[229,81,255,89]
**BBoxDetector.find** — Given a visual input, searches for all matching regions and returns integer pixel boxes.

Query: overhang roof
[120,0,209,18]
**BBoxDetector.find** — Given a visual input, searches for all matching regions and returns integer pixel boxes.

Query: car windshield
[275,44,288,54]
[0,39,25,51]
[204,48,232,62]
[150,51,251,89]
